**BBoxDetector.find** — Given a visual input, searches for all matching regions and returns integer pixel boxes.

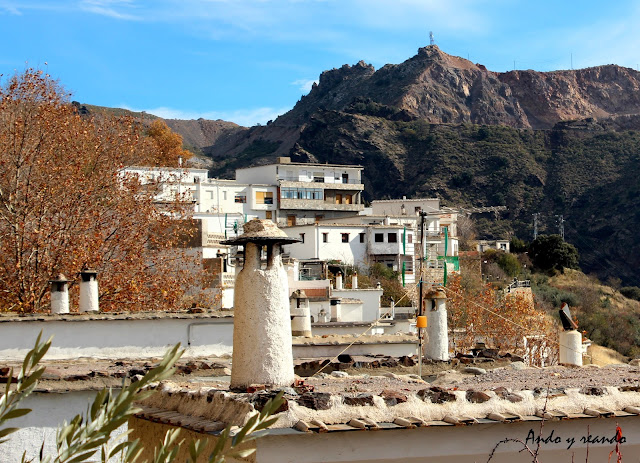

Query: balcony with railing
[278,177,363,192]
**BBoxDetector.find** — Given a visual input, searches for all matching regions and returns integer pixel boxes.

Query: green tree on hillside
[529,235,579,273]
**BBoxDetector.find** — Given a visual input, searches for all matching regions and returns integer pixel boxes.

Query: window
[335,194,342,204]
[208,191,214,200]
[322,233,328,243]
[342,173,349,184]
[313,172,324,183]
[280,188,323,200]
[407,233,413,244]
[299,233,305,243]
[341,233,349,243]
[359,233,365,243]
[403,259,414,272]
[255,191,274,204]
[234,195,247,203]
[388,233,397,243]
[345,194,352,204]
[222,191,227,200]
[375,233,384,243]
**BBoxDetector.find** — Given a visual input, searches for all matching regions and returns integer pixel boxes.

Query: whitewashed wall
[0,317,234,361]
[3,391,127,462]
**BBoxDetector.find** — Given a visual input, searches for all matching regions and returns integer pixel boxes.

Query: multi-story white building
[283,198,460,285]
[282,223,417,283]
[121,166,277,250]
[235,157,365,227]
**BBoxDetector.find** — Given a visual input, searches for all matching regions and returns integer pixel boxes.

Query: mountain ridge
[82,46,640,286]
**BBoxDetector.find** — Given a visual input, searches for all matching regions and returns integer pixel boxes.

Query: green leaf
[107,441,132,459]
[2,408,32,420]
[0,427,20,439]
[66,449,100,463]
[228,448,256,459]
[188,439,207,462]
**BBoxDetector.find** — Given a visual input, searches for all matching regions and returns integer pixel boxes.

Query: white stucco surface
[2,391,127,462]
[230,242,294,388]
[50,290,69,314]
[559,330,583,366]
[291,306,312,337]
[79,279,99,312]
[425,299,448,361]
[0,318,234,361]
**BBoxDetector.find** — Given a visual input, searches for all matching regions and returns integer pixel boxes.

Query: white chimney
[424,286,448,361]
[335,272,343,290]
[222,219,300,389]
[352,272,358,289]
[79,270,99,313]
[290,290,312,337]
[50,274,69,314]
[330,297,342,322]
[559,331,583,366]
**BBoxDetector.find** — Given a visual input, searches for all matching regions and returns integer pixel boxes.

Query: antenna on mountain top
[429,31,435,46]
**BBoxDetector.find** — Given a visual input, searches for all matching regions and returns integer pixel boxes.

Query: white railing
[504,279,531,294]
[206,233,226,246]
[221,273,235,288]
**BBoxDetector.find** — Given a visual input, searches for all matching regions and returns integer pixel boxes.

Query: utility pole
[556,215,565,240]
[418,211,427,377]
[533,213,539,240]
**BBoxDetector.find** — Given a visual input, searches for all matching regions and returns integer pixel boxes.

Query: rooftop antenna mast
[429,31,435,46]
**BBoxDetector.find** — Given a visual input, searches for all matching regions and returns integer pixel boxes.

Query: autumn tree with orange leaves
[445,274,558,365]
[146,119,193,166]
[0,69,203,313]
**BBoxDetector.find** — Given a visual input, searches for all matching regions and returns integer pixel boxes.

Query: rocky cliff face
[499,65,640,128]
[275,45,640,130]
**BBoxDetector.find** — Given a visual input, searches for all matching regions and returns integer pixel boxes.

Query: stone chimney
[49,273,69,314]
[424,286,448,361]
[221,219,300,389]
[79,270,99,313]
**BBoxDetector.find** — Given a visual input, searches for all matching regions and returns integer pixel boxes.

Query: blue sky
[2,0,640,126]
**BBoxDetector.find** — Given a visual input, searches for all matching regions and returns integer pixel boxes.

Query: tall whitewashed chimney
[424,286,448,361]
[222,219,300,389]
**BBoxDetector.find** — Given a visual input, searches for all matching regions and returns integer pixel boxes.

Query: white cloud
[0,1,21,15]
[122,105,291,127]
[291,78,317,93]
[79,0,140,20]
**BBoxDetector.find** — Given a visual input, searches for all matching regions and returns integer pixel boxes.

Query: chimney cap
[49,273,68,284]
[424,286,447,299]
[220,218,301,246]
[290,289,308,299]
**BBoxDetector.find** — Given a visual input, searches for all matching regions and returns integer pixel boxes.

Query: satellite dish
[559,302,578,331]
